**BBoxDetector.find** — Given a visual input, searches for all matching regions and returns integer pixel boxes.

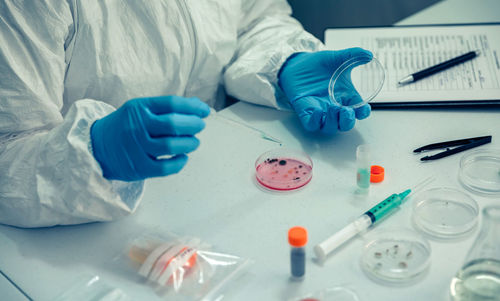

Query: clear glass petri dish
[255,148,313,191]
[328,56,385,109]
[293,286,360,301]
[458,149,500,196]
[412,188,479,239]
[360,228,431,284]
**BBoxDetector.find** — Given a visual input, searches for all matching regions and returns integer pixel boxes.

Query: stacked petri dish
[458,149,500,196]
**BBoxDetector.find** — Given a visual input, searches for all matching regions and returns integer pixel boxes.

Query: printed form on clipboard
[325,24,500,108]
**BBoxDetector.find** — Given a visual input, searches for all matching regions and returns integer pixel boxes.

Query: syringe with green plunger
[314,176,435,261]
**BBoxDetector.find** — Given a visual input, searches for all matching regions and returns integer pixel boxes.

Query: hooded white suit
[0,0,322,227]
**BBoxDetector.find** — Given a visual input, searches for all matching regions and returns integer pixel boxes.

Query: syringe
[314,176,435,261]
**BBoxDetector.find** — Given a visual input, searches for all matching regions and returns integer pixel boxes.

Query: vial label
[357,168,370,189]
[291,248,305,278]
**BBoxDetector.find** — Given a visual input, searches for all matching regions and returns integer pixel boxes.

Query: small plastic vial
[356,144,371,193]
[288,226,307,280]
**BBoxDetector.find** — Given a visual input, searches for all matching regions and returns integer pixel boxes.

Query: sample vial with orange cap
[288,226,308,279]
[356,144,371,193]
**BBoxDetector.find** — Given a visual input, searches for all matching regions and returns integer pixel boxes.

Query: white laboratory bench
[0,0,499,300]
[0,272,28,301]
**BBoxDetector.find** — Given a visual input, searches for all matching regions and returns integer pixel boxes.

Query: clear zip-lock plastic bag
[124,232,251,300]
[52,275,131,301]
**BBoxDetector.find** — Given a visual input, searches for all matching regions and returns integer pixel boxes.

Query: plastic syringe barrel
[364,189,411,224]
[314,215,372,261]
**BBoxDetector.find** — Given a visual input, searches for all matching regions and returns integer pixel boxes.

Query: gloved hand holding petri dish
[278,49,381,133]
[328,55,385,109]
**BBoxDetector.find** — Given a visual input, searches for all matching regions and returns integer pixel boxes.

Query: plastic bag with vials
[125,232,251,300]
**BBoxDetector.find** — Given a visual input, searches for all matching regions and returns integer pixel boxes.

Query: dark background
[287,0,442,42]
[226,0,441,107]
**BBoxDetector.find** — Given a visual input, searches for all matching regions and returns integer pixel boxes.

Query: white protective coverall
[0,0,322,227]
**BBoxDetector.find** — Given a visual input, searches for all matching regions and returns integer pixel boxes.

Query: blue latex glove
[90,96,210,181]
[278,48,372,134]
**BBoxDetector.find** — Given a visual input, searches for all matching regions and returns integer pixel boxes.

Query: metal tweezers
[414,135,492,161]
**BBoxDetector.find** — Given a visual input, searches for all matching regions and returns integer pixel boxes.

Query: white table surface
[1,0,499,300]
[0,273,28,301]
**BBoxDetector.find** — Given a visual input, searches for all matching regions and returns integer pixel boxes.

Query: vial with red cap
[288,226,308,279]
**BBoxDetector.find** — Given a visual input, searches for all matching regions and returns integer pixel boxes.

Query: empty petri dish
[293,286,360,301]
[412,188,478,239]
[328,55,385,109]
[360,228,431,284]
[458,149,500,196]
[255,148,313,191]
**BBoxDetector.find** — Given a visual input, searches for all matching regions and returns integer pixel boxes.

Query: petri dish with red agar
[255,148,313,191]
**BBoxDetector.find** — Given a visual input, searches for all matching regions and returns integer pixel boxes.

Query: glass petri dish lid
[328,55,385,109]
[360,228,431,284]
[255,148,313,191]
[412,188,478,239]
[459,149,500,196]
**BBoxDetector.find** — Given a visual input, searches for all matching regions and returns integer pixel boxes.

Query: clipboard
[324,23,500,109]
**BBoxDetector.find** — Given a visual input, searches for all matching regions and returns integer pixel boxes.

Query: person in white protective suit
[0,0,372,227]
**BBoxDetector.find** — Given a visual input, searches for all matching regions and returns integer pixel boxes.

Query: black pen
[398,50,480,85]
